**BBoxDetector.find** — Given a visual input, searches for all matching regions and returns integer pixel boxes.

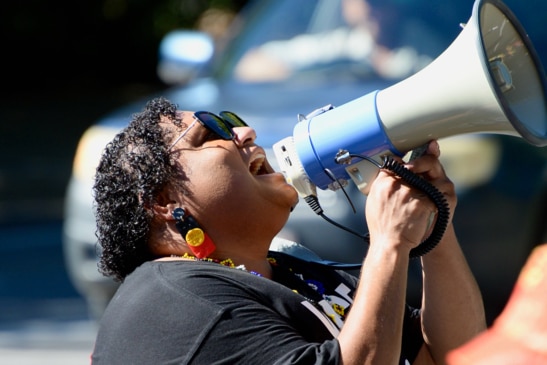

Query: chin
[276,187,299,215]
[290,199,299,212]
[285,185,300,210]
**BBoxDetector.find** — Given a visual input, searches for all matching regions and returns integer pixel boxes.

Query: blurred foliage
[2,0,248,93]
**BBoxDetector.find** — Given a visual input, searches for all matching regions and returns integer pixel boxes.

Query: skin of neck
[149,218,276,279]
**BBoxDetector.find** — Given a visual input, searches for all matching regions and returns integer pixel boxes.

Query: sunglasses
[169,111,248,150]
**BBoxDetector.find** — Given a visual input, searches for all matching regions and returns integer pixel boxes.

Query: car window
[216,0,546,88]
[222,0,461,84]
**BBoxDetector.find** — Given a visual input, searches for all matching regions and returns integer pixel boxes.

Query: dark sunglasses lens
[219,111,248,128]
[195,112,233,140]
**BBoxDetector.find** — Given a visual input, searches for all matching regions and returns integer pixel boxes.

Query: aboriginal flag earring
[172,207,216,258]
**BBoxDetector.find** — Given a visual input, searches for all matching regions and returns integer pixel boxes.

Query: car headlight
[72,125,121,183]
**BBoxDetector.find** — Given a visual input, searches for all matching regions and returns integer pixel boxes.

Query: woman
[91,97,485,364]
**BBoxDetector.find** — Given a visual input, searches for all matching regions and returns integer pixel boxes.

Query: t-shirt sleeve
[175,265,343,365]
[187,282,343,364]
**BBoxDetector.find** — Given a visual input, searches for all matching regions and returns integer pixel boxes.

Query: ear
[149,189,179,222]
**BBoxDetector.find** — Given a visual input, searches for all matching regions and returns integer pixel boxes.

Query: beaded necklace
[174,253,326,310]
[172,253,265,277]
[173,254,323,302]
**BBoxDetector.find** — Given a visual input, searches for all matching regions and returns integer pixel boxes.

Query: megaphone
[274,0,547,197]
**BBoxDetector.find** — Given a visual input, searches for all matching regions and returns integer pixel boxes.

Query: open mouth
[249,153,269,176]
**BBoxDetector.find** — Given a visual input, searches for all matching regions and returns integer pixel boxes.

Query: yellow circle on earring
[186,228,205,247]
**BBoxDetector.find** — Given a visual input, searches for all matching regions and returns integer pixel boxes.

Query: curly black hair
[93,97,185,281]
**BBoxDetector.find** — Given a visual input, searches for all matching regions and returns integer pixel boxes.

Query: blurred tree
[2,0,248,94]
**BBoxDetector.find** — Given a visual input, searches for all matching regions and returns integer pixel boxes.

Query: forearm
[420,224,486,363]
[338,243,410,365]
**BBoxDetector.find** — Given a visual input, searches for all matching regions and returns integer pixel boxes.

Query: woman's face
[167,111,299,241]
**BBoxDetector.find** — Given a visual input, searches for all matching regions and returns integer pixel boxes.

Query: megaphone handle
[381,156,451,258]
[408,143,429,162]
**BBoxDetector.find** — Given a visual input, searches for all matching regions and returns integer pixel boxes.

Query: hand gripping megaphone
[273,0,547,257]
[274,0,547,196]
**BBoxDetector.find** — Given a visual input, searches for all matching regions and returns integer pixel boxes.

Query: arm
[337,236,411,365]
[418,225,486,364]
[406,142,486,364]
[338,146,443,365]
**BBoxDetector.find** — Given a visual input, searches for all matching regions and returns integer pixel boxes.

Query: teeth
[249,154,265,175]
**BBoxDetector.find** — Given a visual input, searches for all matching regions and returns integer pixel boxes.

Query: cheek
[186,163,250,211]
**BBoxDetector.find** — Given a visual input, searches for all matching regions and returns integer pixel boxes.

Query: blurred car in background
[63,0,547,321]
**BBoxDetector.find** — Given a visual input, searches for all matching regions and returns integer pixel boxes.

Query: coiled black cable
[305,151,450,259]
[380,156,451,258]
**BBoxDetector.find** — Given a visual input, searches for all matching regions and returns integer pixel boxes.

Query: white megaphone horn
[273,0,547,197]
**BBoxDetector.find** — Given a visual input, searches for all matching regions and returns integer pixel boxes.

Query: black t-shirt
[92,251,423,364]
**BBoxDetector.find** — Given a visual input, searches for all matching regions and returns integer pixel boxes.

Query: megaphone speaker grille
[480,0,547,146]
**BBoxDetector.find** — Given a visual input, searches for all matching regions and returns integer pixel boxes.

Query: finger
[426,140,440,158]
[404,140,440,176]
[405,154,446,180]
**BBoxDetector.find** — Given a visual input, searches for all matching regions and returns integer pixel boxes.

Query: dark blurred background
[1,0,248,216]
[0,0,246,321]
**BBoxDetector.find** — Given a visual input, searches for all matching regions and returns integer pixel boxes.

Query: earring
[172,208,216,258]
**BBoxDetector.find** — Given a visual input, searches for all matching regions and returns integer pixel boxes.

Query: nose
[233,126,257,147]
